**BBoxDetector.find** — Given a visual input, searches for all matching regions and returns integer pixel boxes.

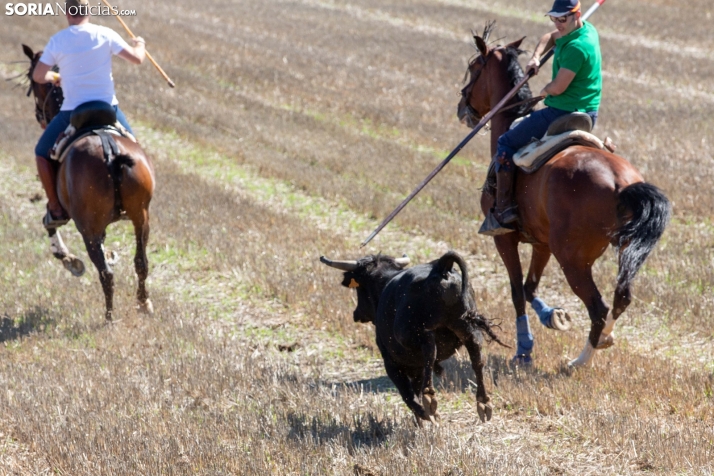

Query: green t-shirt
[544,21,602,112]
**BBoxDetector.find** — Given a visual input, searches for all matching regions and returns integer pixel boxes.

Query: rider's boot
[479,157,518,236]
[36,156,69,229]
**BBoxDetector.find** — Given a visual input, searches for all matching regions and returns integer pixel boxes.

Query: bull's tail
[436,250,471,304]
[614,182,670,291]
[436,251,511,349]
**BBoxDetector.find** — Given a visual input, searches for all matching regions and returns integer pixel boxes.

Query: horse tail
[614,182,671,290]
[108,154,136,213]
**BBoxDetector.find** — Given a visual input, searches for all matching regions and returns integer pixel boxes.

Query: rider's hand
[131,36,146,48]
[526,57,540,75]
[47,71,61,86]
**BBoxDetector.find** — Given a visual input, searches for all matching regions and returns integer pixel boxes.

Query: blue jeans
[35,105,133,160]
[495,107,598,171]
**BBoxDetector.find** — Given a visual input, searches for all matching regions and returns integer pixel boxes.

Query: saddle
[50,101,137,163]
[512,112,616,174]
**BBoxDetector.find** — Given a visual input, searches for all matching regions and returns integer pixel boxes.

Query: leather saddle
[513,112,615,174]
[50,101,136,163]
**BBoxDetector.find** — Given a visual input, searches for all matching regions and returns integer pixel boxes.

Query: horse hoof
[137,299,154,315]
[62,256,85,277]
[596,334,615,349]
[550,309,572,331]
[105,310,113,321]
[477,402,493,423]
[105,250,119,266]
[511,354,533,367]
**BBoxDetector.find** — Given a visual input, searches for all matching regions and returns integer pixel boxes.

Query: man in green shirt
[481,0,602,236]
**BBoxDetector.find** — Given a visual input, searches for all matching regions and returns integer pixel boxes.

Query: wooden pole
[100,0,175,88]
[360,0,607,247]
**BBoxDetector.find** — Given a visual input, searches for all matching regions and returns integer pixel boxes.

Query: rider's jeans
[35,106,133,160]
[495,107,598,171]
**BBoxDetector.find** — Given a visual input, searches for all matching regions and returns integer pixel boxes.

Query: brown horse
[24,44,155,320]
[456,28,670,367]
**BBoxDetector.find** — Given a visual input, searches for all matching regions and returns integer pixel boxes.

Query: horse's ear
[474,36,489,57]
[506,37,526,51]
[22,44,34,60]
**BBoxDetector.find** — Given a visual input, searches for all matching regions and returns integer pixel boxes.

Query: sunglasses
[549,13,574,23]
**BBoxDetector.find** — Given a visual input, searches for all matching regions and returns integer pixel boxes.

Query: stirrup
[496,205,519,225]
[42,209,70,230]
[478,209,515,236]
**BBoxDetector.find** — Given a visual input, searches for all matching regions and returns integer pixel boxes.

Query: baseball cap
[547,0,581,17]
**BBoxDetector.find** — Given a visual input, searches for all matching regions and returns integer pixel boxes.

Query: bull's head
[320,254,410,323]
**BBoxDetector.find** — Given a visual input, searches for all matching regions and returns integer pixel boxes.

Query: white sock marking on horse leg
[602,311,616,337]
[50,231,69,257]
[569,340,596,367]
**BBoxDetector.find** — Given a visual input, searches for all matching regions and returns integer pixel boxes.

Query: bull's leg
[383,358,428,423]
[132,211,153,314]
[559,264,609,367]
[494,234,533,364]
[419,332,438,423]
[83,233,114,321]
[451,321,492,422]
[524,244,572,331]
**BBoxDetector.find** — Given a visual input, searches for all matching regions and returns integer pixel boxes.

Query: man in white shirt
[32,0,146,228]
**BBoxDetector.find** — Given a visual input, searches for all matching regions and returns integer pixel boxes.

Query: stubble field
[0,0,713,474]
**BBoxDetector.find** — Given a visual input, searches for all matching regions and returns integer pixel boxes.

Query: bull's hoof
[550,308,572,331]
[62,256,85,277]
[137,299,154,315]
[596,333,615,350]
[477,402,493,423]
[422,393,439,424]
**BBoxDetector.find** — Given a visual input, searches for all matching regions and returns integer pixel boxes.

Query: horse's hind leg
[132,211,153,314]
[524,244,571,331]
[559,264,609,367]
[82,233,114,320]
[598,249,635,350]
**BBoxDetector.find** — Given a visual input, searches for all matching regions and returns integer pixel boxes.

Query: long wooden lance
[100,0,175,88]
[360,0,607,248]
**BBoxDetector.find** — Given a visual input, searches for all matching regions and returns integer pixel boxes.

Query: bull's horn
[320,256,358,271]
[395,254,410,266]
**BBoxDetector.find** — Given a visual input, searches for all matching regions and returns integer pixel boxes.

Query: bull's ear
[506,36,526,51]
[22,44,34,60]
[475,36,489,57]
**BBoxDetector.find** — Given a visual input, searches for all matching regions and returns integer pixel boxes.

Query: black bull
[321,251,508,424]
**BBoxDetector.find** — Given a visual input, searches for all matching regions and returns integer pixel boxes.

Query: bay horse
[23,44,155,320]
[456,26,670,367]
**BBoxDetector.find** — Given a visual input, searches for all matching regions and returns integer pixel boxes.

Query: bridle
[460,53,490,125]
[460,47,541,127]
[27,58,62,128]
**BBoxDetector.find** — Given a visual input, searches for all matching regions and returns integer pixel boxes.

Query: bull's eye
[349,278,360,288]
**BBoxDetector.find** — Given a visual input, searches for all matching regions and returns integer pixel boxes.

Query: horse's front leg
[524,243,571,331]
[47,228,85,277]
[494,234,533,364]
[82,232,114,320]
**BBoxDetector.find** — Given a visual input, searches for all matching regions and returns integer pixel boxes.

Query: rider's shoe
[479,165,518,236]
[42,206,70,230]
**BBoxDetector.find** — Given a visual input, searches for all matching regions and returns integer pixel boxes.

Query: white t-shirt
[39,23,130,111]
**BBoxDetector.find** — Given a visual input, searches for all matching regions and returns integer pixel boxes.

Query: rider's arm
[526,30,560,75]
[32,61,60,85]
[117,37,146,65]
[540,68,576,96]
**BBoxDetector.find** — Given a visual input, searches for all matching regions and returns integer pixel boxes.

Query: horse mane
[501,45,534,117]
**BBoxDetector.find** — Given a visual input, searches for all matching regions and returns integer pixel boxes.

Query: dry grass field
[0,0,713,474]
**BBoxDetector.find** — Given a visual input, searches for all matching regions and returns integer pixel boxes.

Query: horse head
[457,23,532,129]
[23,44,64,129]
